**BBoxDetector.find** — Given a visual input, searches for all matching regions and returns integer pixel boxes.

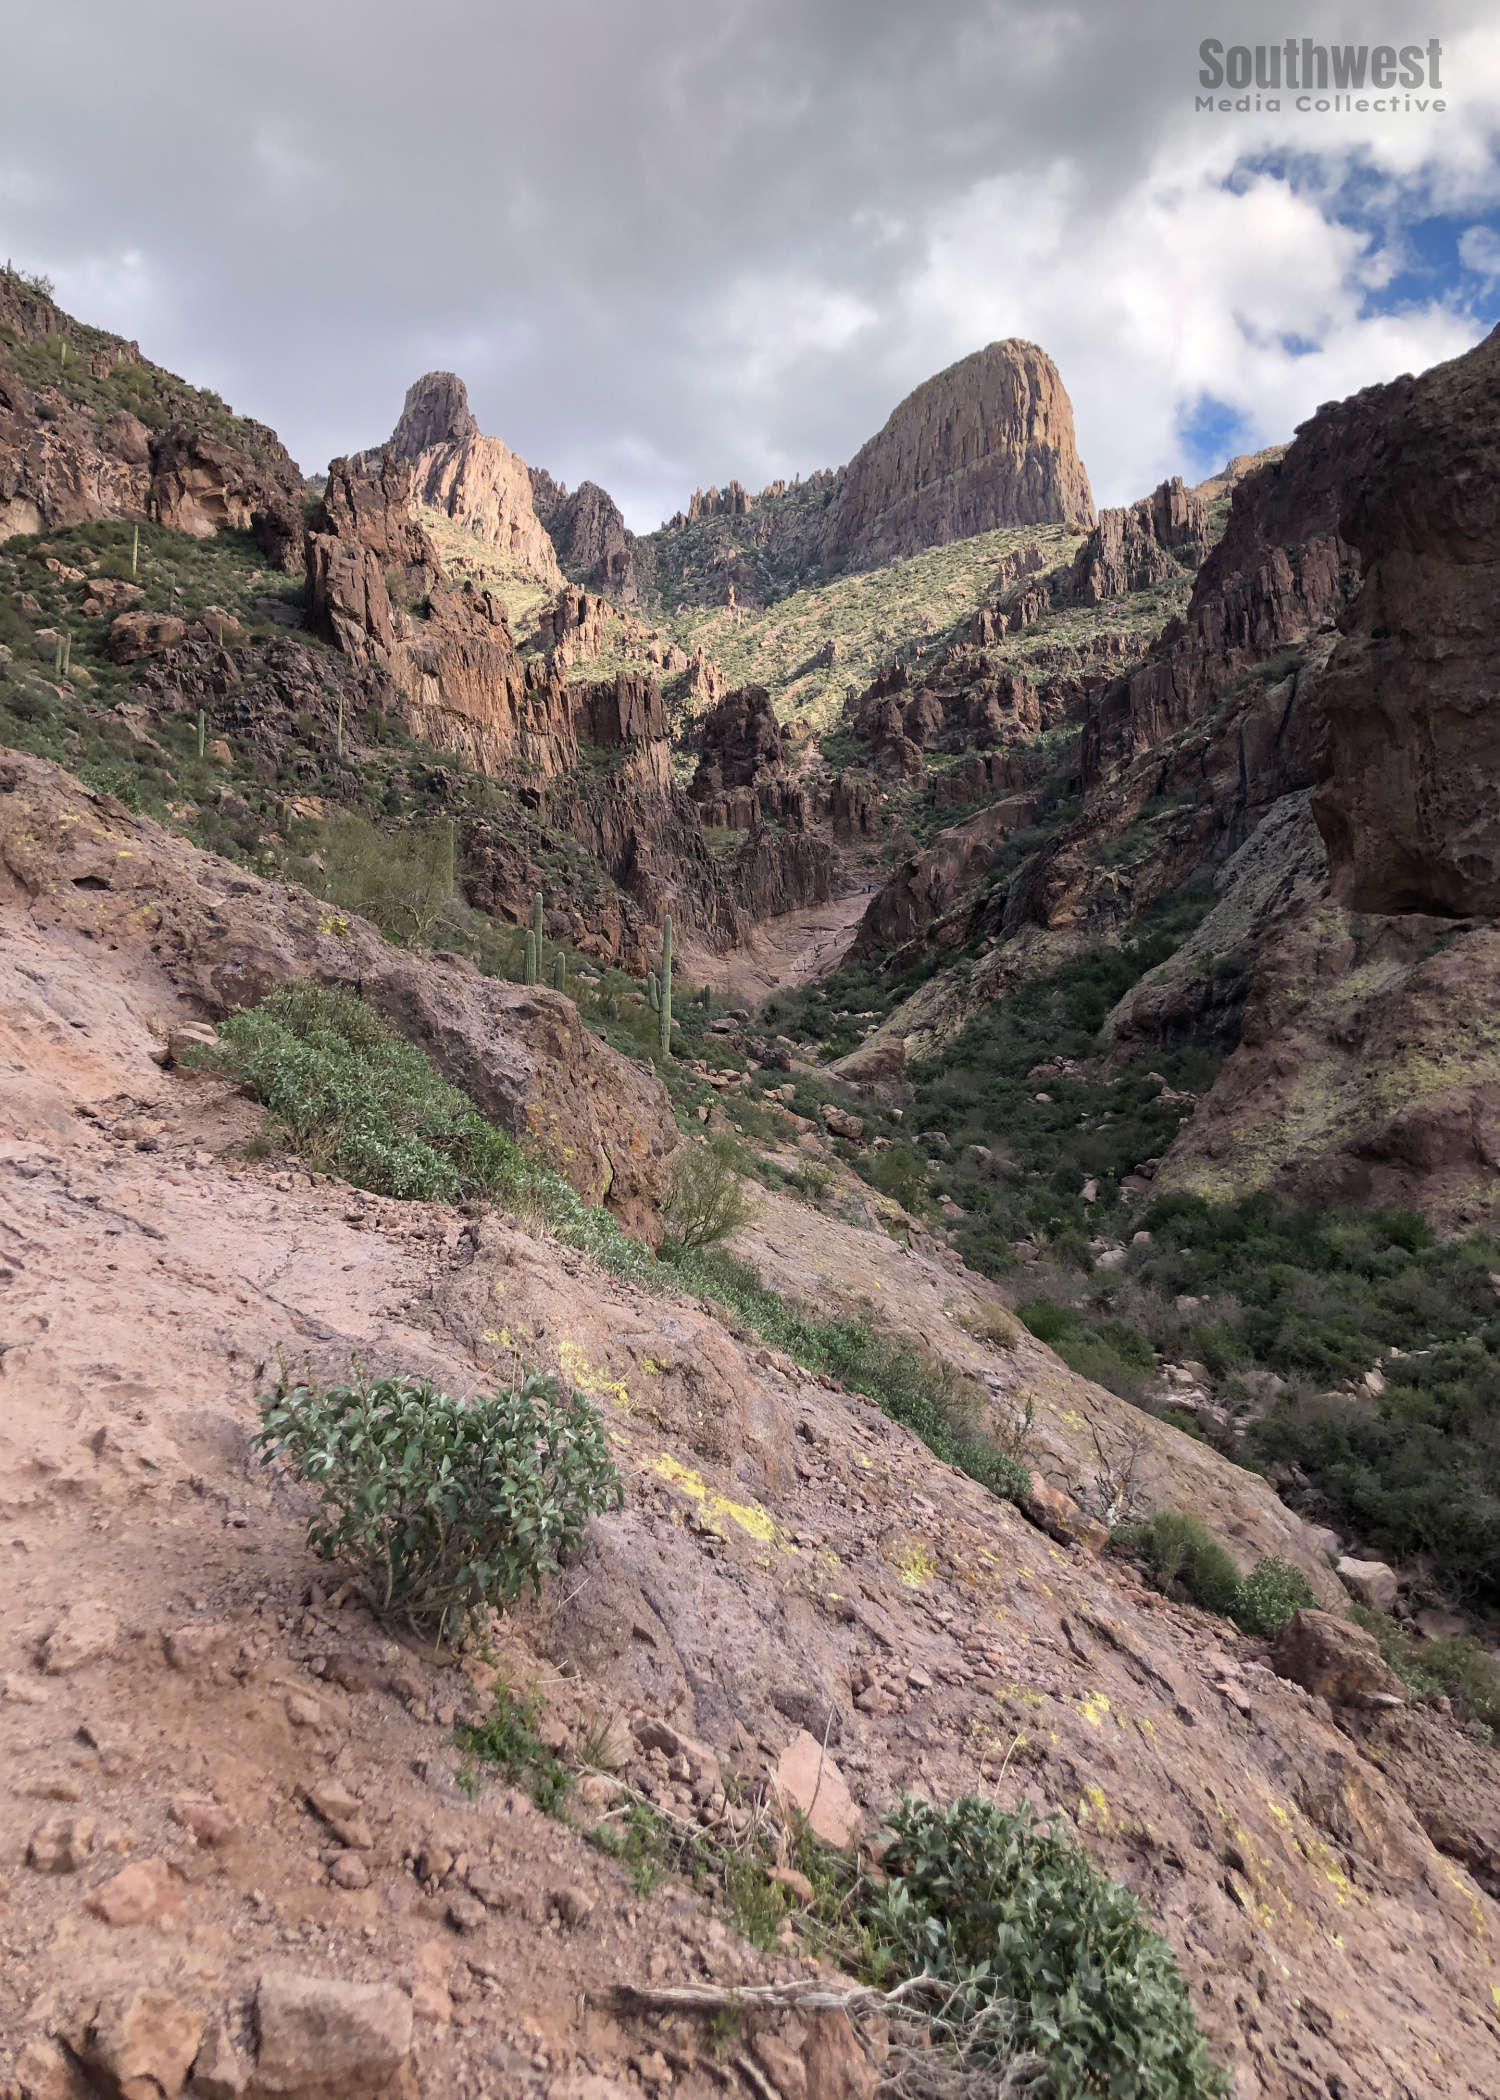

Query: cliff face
[530,468,638,601]
[815,340,1095,568]
[1310,322,1500,916]
[382,371,562,585]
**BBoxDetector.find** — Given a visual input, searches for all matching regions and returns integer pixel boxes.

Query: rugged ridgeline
[0,269,304,565]
[633,339,1096,609]
[839,324,1500,1228]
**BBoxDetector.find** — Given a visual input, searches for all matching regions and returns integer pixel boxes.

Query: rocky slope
[0,270,303,567]
[3,748,1500,2099]
[530,470,639,603]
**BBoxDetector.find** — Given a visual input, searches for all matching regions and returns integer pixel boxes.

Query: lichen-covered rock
[251,1974,412,2096]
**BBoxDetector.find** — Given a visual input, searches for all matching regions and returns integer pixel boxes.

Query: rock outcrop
[381,372,561,585]
[689,686,785,803]
[1060,476,1210,605]
[814,341,1095,568]
[530,469,638,601]
[850,793,1038,957]
[1309,322,1500,916]
[0,278,304,565]
[0,751,679,1232]
[306,453,580,778]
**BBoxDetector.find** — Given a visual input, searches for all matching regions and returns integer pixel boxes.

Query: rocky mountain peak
[817,338,1096,569]
[389,370,479,457]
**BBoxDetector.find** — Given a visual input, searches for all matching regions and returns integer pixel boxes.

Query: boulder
[251,1974,413,2097]
[106,611,187,665]
[27,1813,95,1872]
[41,1599,118,1674]
[1018,1474,1109,1553]
[1336,1557,1399,1614]
[771,1730,859,1848]
[1270,1609,1406,1710]
[82,1857,184,1927]
[70,1989,204,2100]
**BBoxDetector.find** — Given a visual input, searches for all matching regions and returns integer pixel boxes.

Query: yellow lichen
[557,1340,632,1411]
[649,1453,786,1547]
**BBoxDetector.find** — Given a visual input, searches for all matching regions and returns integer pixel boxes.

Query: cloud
[1460,223,1500,278]
[0,0,1497,526]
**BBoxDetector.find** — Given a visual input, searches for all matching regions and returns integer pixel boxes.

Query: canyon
[4,269,1500,2100]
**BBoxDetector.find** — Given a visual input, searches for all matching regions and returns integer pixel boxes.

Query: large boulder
[252,1974,411,2097]
[1271,1609,1407,1710]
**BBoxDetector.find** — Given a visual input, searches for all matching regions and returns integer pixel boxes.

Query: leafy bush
[311,812,457,946]
[256,1369,622,1639]
[1231,1557,1316,1638]
[662,1132,755,1249]
[872,1796,1227,2100]
[1116,1510,1316,1637]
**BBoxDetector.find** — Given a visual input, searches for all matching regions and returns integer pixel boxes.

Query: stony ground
[3,790,1500,2100]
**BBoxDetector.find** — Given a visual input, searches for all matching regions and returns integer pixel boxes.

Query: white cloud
[1460,224,1500,278]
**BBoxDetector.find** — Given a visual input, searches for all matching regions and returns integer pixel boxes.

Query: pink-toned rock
[800,2010,878,2100]
[169,1795,238,1847]
[1271,1610,1406,1710]
[82,1855,182,1927]
[329,1852,370,1891]
[1018,1475,1109,1553]
[772,1730,859,1848]
[72,1987,204,2100]
[41,1599,118,1674]
[164,1622,233,1672]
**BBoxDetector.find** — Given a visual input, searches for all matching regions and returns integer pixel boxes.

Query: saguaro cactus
[524,929,538,984]
[552,952,566,992]
[131,525,139,578]
[196,707,206,759]
[658,913,673,1061]
[646,972,659,1011]
[532,891,544,949]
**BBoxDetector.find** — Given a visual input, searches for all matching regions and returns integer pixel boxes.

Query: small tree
[663,1132,754,1250]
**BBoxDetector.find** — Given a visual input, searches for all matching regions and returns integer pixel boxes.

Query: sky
[4,3,1500,530]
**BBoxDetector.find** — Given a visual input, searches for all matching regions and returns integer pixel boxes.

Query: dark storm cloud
[3,2,1497,521]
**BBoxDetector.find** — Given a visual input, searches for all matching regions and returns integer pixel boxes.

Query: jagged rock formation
[1059,476,1210,605]
[0,276,304,564]
[530,469,638,601]
[306,453,579,777]
[688,685,785,803]
[816,341,1094,568]
[534,586,632,667]
[380,372,561,585]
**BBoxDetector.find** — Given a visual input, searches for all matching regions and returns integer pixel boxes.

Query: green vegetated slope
[1,265,289,467]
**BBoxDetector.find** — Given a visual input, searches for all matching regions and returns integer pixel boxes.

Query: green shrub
[662,1132,754,1249]
[872,1796,1227,2100]
[1231,1556,1316,1637]
[1115,1509,1243,1616]
[458,1687,572,1811]
[1117,1512,1316,1637]
[256,1369,622,1639]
